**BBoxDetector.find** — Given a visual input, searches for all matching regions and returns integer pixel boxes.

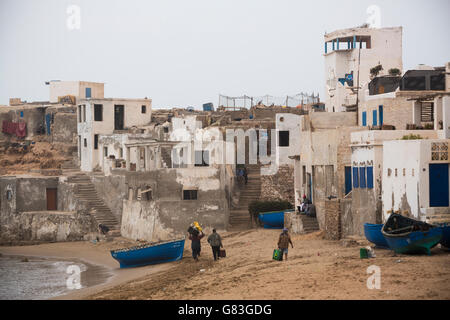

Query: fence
[218,93,319,109]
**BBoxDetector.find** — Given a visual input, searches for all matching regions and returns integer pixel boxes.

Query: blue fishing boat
[381,213,442,255]
[258,211,285,229]
[110,238,185,268]
[364,223,390,248]
[434,223,450,249]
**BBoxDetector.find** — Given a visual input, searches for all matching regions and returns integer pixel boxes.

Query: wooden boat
[381,213,442,255]
[434,223,450,249]
[258,211,285,229]
[363,223,390,248]
[110,238,185,268]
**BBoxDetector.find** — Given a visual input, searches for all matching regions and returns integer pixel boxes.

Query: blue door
[372,110,377,126]
[429,164,449,207]
[378,105,383,126]
[86,87,92,98]
[362,112,367,126]
[345,166,352,195]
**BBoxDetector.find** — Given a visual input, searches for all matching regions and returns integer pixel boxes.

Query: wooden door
[46,188,57,211]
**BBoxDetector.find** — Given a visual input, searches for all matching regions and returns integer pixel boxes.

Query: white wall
[275,113,301,165]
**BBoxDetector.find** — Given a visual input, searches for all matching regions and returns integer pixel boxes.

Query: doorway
[46,188,57,210]
[429,164,449,207]
[114,105,124,130]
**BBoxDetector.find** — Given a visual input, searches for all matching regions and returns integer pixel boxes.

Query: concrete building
[382,139,450,223]
[359,63,450,130]
[77,97,152,172]
[350,130,439,234]
[324,26,403,112]
[290,112,361,230]
[48,80,104,104]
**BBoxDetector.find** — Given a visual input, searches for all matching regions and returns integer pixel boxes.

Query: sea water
[0,255,111,300]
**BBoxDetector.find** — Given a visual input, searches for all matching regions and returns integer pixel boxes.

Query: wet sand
[1,230,450,300]
[0,237,177,300]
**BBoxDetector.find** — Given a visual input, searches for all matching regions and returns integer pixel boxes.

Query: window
[183,190,198,200]
[104,147,108,157]
[302,166,306,184]
[403,76,426,91]
[362,111,367,126]
[195,150,209,167]
[83,105,86,122]
[367,167,374,189]
[84,138,87,147]
[86,87,91,98]
[78,105,82,122]
[278,131,289,147]
[163,127,169,133]
[94,104,103,121]
[141,105,146,114]
[140,187,152,201]
[430,74,445,91]
[372,110,377,126]
[359,167,366,188]
[352,167,359,188]
[6,190,12,200]
[94,134,99,150]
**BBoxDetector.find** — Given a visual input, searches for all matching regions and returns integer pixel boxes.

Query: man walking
[189,230,204,262]
[207,229,223,261]
[278,228,294,261]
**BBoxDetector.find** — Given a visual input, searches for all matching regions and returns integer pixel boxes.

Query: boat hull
[258,211,284,229]
[383,229,442,255]
[381,214,442,255]
[111,239,185,268]
[364,223,390,248]
[438,224,450,248]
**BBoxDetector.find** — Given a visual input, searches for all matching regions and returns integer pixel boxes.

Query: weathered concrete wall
[0,176,97,243]
[120,167,229,241]
[91,173,127,221]
[0,106,46,140]
[261,164,295,204]
[339,198,354,237]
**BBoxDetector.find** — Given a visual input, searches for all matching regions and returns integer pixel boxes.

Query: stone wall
[324,199,341,240]
[0,176,97,244]
[119,166,230,241]
[260,164,295,204]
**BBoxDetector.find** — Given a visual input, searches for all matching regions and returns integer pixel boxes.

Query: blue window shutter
[362,112,367,126]
[372,110,377,126]
[367,167,374,189]
[86,87,91,98]
[379,105,383,126]
[353,167,359,188]
[359,167,366,188]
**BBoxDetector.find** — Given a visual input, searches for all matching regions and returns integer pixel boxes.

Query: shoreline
[0,238,179,300]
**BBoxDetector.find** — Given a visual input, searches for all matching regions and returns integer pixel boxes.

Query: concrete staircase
[67,173,121,237]
[228,165,261,231]
[298,214,320,233]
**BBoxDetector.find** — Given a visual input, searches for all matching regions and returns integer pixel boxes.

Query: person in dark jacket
[189,231,204,261]
[278,228,294,261]
[207,229,223,261]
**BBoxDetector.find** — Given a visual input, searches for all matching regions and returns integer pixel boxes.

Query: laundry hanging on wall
[2,121,27,138]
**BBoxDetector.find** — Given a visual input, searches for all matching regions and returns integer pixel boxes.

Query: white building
[382,139,450,222]
[77,97,152,172]
[48,80,104,104]
[324,26,403,112]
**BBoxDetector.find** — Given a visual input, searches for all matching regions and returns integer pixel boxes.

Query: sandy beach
[1,229,449,300]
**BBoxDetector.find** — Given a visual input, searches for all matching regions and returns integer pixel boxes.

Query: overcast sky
[0,0,449,108]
